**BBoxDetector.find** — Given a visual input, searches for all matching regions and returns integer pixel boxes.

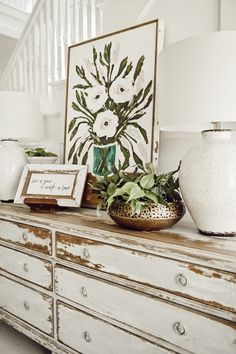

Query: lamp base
[198,229,236,237]
[179,130,236,236]
[0,140,26,201]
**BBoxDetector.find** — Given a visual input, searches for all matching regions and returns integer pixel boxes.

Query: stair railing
[0,0,101,113]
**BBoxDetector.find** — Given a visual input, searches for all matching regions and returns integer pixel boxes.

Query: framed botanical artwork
[64,19,164,207]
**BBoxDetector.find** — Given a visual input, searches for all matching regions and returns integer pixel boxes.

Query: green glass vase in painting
[93,143,116,176]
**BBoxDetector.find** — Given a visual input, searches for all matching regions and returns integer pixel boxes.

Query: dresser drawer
[0,219,52,255]
[55,265,236,354]
[57,301,172,354]
[0,245,52,289]
[0,276,53,335]
[56,232,236,313]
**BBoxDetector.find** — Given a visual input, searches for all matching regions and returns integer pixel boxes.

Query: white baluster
[58,0,66,79]
[52,0,59,81]
[18,54,24,91]
[39,4,46,110]
[90,0,96,38]
[65,0,71,46]
[12,66,17,90]
[82,0,88,40]
[74,0,81,43]
[45,0,52,83]
[15,60,20,91]
[34,17,40,97]
[28,34,33,93]
[23,46,28,92]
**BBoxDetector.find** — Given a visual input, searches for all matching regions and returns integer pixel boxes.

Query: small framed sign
[14,164,88,209]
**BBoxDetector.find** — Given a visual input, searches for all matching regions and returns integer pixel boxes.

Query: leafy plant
[25,147,57,157]
[68,41,153,171]
[92,163,182,215]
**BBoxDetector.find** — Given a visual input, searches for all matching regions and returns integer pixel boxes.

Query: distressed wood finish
[0,275,53,335]
[55,266,236,354]
[0,245,52,289]
[56,234,236,313]
[0,204,235,354]
[0,219,52,254]
[57,302,172,354]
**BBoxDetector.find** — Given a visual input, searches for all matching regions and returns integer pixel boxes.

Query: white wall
[98,0,219,45]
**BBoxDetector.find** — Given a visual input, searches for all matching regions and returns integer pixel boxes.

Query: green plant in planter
[25,147,57,157]
[92,162,182,215]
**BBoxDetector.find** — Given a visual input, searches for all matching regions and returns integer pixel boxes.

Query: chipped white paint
[55,266,236,354]
[0,276,53,335]
[0,245,52,289]
[0,219,51,254]
[0,204,235,354]
[57,302,171,354]
[56,236,236,312]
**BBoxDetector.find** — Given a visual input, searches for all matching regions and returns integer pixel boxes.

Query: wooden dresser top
[0,204,235,272]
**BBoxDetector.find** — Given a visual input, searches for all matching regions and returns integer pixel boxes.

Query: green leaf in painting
[68,140,78,161]
[118,142,130,170]
[72,101,80,111]
[123,62,133,78]
[80,91,87,107]
[142,80,152,100]
[133,55,144,83]
[72,154,78,164]
[76,65,83,78]
[99,52,107,66]
[141,94,153,110]
[82,151,88,165]
[130,122,148,144]
[117,57,128,76]
[73,84,91,90]
[68,118,77,133]
[93,46,97,61]
[132,149,143,168]
[70,125,79,141]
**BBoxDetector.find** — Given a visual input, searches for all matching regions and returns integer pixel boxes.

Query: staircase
[0,0,102,113]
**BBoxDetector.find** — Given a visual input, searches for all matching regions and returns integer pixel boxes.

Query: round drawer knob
[23,263,29,272]
[176,273,188,287]
[83,248,90,259]
[23,301,30,311]
[22,232,28,242]
[174,322,187,336]
[81,286,88,297]
[83,331,92,343]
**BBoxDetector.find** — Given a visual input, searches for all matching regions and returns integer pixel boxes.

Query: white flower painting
[64,20,161,196]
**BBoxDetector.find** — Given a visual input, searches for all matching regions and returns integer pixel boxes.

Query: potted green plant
[25,147,58,164]
[92,163,185,231]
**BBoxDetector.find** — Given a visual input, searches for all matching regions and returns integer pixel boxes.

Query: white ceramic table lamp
[0,91,43,201]
[158,31,236,236]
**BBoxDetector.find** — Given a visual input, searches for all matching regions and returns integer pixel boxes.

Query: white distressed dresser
[0,204,235,354]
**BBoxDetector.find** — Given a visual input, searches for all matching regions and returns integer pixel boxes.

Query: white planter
[26,156,58,164]
[179,130,236,236]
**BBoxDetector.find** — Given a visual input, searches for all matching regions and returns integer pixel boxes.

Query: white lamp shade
[0,91,43,139]
[158,31,236,131]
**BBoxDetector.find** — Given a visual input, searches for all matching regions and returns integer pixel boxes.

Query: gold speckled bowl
[108,200,186,231]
